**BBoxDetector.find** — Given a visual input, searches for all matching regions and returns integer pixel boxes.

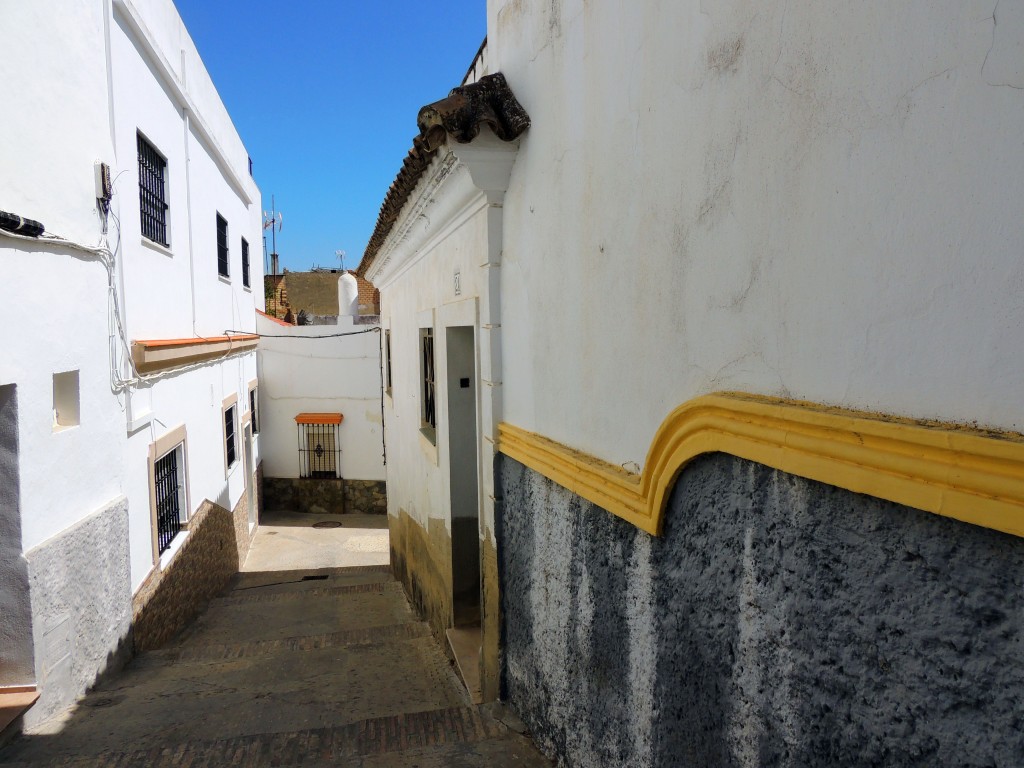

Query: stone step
[0,705,524,768]
[141,620,432,665]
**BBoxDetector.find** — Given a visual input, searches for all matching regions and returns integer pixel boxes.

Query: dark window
[224,405,236,467]
[384,330,392,395]
[137,133,168,246]
[217,213,229,277]
[241,238,250,288]
[421,327,435,434]
[250,387,259,434]
[298,423,339,479]
[154,448,182,554]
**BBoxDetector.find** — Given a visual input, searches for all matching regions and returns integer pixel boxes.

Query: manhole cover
[312,520,343,529]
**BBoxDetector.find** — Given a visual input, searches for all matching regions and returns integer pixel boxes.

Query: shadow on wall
[131,499,241,653]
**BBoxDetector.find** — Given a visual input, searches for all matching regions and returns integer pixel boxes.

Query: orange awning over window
[295,413,343,425]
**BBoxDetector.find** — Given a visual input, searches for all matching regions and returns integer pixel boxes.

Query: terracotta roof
[356,72,530,277]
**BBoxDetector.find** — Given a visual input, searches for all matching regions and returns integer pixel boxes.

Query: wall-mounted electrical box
[94,161,112,203]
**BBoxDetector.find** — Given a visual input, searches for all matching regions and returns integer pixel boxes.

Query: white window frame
[222,393,238,475]
[147,424,191,566]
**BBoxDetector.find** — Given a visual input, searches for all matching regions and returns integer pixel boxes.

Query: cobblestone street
[0,516,549,767]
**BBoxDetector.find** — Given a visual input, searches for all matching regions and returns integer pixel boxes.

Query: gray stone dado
[345,479,387,516]
[498,454,1024,768]
[262,477,386,516]
[24,497,132,728]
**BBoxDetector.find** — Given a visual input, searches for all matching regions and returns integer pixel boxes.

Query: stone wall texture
[24,497,132,728]
[498,453,1024,768]
[132,491,251,653]
[263,477,386,515]
[345,479,387,515]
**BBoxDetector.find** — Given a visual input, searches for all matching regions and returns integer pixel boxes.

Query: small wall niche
[52,370,80,430]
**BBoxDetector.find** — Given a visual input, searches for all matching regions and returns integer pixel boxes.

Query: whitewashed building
[1,0,263,731]
[360,3,1024,764]
[256,272,386,516]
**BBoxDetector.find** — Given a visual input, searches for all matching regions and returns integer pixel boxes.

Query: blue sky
[174,1,485,274]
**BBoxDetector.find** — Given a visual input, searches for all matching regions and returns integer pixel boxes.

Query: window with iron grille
[137,133,168,246]
[154,446,184,555]
[384,330,392,396]
[217,213,229,277]
[298,422,340,478]
[420,327,435,439]
[241,237,250,288]
[224,404,237,468]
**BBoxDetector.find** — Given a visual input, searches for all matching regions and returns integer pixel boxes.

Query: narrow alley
[0,513,549,767]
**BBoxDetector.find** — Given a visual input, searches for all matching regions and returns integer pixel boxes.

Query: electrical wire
[223,327,381,339]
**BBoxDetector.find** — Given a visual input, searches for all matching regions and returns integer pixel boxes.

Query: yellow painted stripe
[497,393,1024,537]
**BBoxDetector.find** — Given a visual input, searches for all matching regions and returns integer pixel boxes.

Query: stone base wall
[498,453,1024,768]
[263,477,345,514]
[390,509,452,640]
[24,497,132,728]
[262,477,387,515]
[345,479,387,515]
[132,494,248,653]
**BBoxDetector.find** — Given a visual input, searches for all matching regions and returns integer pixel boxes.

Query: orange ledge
[257,309,294,327]
[131,334,258,373]
[0,686,39,733]
[295,412,344,425]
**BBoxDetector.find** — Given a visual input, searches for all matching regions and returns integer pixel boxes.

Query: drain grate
[301,574,330,581]
[312,520,343,529]
[82,695,122,708]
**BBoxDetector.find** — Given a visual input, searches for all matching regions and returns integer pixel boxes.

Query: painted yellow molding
[497,393,1024,538]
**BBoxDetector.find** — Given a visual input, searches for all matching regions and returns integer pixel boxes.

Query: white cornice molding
[367,127,522,288]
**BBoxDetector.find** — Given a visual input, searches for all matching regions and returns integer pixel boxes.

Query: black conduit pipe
[0,210,45,238]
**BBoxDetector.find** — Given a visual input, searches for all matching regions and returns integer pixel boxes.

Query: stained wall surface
[499,454,1024,767]
[489,0,1024,470]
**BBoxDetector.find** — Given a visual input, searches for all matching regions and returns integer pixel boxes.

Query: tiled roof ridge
[356,72,530,277]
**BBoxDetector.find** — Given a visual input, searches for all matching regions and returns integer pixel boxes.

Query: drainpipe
[183,107,198,336]
[448,126,520,703]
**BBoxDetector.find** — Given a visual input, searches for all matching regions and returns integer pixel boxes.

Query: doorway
[0,384,34,687]
[244,423,256,531]
[446,326,480,626]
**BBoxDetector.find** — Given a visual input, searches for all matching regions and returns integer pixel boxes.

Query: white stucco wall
[257,313,386,483]
[489,0,1024,469]
[1,0,263,592]
[0,0,124,550]
[369,156,492,536]
[123,354,258,590]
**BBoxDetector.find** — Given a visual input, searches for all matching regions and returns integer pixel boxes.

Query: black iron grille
[137,134,168,246]
[216,214,229,277]
[154,448,181,554]
[421,328,435,430]
[298,423,340,479]
[225,406,236,466]
[242,237,250,288]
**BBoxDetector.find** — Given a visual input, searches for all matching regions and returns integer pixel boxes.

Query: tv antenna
[262,195,283,276]
[336,249,346,271]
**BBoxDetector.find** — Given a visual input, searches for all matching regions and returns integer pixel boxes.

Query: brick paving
[0,560,549,767]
